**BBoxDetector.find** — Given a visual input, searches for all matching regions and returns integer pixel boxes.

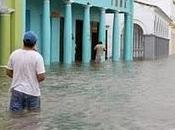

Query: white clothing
[95,44,106,63]
[7,49,45,96]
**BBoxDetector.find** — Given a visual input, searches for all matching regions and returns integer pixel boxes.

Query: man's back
[96,44,105,56]
[94,44,106,63]
[8,49,45,96]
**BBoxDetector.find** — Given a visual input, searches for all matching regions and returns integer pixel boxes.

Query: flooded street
[1,57,175,130]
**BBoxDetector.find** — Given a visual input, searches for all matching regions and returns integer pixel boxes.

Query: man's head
[23,31,38,48]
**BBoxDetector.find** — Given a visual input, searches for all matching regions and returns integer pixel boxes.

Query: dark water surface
[1,57,175,130]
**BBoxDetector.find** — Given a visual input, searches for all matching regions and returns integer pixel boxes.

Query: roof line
[134,0,172,21]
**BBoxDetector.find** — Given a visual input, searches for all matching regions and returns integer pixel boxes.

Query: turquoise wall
[26,0,133,64]
[26,0,102,63]
[26,0,42,53]
[74,0,130,12]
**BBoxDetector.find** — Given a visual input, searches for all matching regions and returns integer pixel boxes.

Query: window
[115,0,118,7]
[124,0,127,8]
[120,0,123,7]
[154,16,157,33]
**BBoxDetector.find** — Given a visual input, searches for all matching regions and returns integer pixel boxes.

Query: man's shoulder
[33,51,44,61]
[10,49,22,56]
[13,49,21,53]
[34,51,42,57]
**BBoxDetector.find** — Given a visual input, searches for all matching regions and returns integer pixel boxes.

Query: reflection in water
[1,57,175,129]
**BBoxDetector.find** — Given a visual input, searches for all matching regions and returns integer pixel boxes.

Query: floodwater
[1,57,175,130]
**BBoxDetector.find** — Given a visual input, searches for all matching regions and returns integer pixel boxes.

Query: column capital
[113,10,119,13]
[83,3,92,9]
[64,0,74,4]
[0,8,14,14]
[100,7,106,11]
[125,12,133,17]
[44,0,50,3]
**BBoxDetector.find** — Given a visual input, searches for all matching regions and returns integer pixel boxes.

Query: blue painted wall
[26,0,102,60]
[26,0,132,63]
[74,0,130,12]
[26,0,42,53]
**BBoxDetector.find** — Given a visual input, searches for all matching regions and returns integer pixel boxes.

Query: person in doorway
[94,41,106,63]
[6,31,45,112]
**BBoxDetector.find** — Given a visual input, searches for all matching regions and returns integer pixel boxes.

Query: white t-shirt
[95,44,105,56]
[7,49,45,96]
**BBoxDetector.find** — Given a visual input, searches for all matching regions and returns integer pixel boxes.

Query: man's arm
[103,47,106,51]
[6,54,13,78]
[37,73,45,82]
[6,68,13,78]
[36,55,45,82]
[94,44,98,50]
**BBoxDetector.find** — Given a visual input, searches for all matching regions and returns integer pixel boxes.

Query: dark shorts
[10,90,40,112]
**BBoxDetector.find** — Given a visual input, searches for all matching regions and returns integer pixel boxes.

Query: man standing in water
[94,41,106,63]
[6,31,45,112]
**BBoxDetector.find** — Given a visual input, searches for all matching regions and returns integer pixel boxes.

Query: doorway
[105,30,108,59]
[60,17,64,62]
[133,24,144,60]
[91,22,99,60]
[75,20,83,61]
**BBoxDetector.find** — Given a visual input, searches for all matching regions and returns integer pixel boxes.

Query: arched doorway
[133,24,144,60]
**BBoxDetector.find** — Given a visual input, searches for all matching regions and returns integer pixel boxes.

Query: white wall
[154,9,170,39]
[106,1,171,58]
[106,14,114,58]
[136,0,171,14]
[137,0,175,20]
[134,2,155,35]
[0,0,5,7]
[170,0,175,20]
[169,29,175,54]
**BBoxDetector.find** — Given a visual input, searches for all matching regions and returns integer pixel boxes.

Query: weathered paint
[43,0,51,65]
[98,8,106,44]
[0,14,11,65]
[123,0,134,61]
[6,0,12,8]
[72,15,76,62]
[26,0,42,53]
[82,5,91,63]
[64,2,72,64]
[112,11,120,61]
[0,0,25,65]
[51,17,60,63]
[0,0,134,65]
[11,0,25,50]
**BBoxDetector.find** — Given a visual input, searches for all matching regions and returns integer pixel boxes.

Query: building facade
[0,0,134,66]
[106,0,172,60]
[0,0,25,66]
[134,1,171,60]
[135,0,175,55]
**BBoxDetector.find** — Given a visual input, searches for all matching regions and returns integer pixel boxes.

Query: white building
[136,0,175,55]
[138,0,175,20]
[106,0,173,60]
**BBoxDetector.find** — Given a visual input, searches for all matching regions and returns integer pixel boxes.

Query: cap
[23,31,38,44]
